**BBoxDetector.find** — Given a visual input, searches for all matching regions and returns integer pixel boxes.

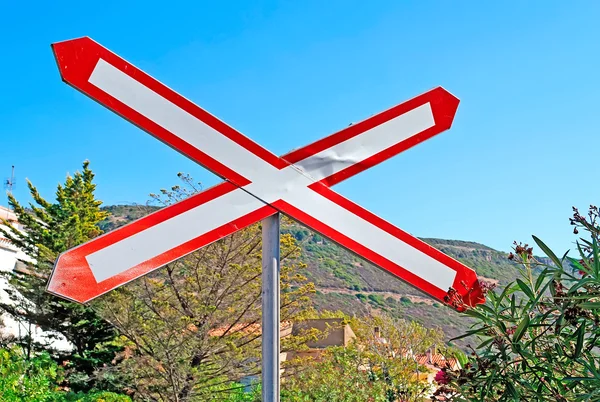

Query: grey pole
[261,213,280,402]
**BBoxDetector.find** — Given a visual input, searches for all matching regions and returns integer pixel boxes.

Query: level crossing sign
[47,37,484,309]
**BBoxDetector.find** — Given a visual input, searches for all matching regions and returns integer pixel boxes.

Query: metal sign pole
[261,213,280,402]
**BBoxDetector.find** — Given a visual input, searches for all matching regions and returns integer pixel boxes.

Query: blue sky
[1,1,598,254]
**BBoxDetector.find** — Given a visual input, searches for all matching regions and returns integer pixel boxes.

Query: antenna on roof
[4,165,15,194]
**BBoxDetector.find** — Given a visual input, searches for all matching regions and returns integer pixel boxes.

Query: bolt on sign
[47,37,484,310]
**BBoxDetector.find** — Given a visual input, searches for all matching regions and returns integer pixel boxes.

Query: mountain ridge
[100,204,522,347]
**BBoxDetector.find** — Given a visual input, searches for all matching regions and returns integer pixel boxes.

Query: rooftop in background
[0,205,17,225]
[0,206,19,252]
[293,318,356,349]
[415,350,460,371]
[208,321,293,338]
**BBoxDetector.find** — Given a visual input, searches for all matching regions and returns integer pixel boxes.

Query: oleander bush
[433,206,600,401]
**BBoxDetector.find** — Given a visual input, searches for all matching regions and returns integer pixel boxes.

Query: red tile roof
[208,321,292,337]
[415,353,459,370]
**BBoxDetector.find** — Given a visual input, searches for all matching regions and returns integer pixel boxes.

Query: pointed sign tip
[429,87,460,130]
[466,282,486,308]
[454,279,486,311]
[47,251,96,304]
[51,37,101,85]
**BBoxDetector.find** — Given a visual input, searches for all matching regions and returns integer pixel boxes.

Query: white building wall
[0,243,17,272]
[0,206,71,351]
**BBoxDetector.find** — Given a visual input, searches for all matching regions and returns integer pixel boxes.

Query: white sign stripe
[86,58,451,289]
[89,59,275,181]
[286,187,456,291]
[87,178,455,290]
[86,188,264,282]
[295,103,435,181]
[89,59,435,185]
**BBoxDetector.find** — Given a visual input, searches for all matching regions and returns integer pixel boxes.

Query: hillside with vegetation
[7,164,594,401]
[283,222,522,347]
[100,205,521,347]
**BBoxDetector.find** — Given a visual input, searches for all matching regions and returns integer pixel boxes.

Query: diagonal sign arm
[47,182,276,303]
[52,37,458,186]
[48,37,483,309]
[274,186,483,307]
[48,116,474,305]
[283,89,458,187]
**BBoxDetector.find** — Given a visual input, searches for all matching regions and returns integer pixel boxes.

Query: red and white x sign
[47,37,484,309]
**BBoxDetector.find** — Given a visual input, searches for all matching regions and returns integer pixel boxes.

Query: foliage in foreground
[0,347,130,402]
[434,205,600,401]
[281,315,443,402]
[0,166,316,400]
[97,174,316,401]
[0,161,123,392]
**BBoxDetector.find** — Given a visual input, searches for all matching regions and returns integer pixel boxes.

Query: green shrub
[435,205,600,401]
[0,347,130,402]
[367,294,385,306]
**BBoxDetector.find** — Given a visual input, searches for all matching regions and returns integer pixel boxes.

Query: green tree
[282,314,443,402]
[96,175,316,401]
[0,346,130,402]
[434,205,600,401]
[0,161,121,392]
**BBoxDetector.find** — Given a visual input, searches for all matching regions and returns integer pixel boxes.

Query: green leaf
[569,277,596,294]
[496,282,514,308]
[574,323,585,358]
[534,268,549,292]
[532,235,563,269]
[513,315,530,343]
[478,304,497,316]
[450,327,490,342]
[579,302,600,310]
[532,278,553,307]
[511,294,516,316]
[582,359,600,380]
[505,380,520,399]
[463,308,488,321]
[477,337,495,349]
[516,279,535,301]
[564,376,596,382]
[555,343,563,357]
[593,237,600,276]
